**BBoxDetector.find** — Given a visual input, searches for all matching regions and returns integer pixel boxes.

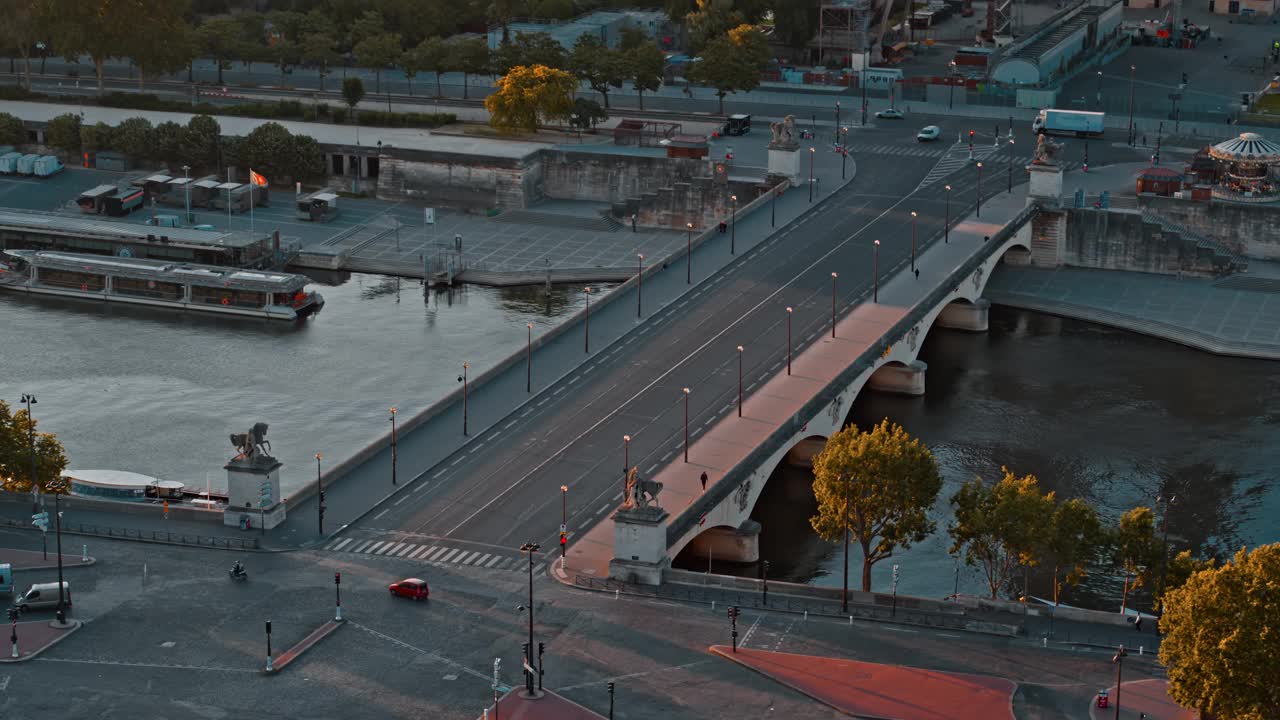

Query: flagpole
[249,168,255,233]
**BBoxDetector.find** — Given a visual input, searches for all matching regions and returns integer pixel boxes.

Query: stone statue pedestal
[1027,162,1064,206]
[767,142,801,184]
[222,456,287,530]
[609,505,670,586]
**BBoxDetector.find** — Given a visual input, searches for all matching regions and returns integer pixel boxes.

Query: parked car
[875,108,905,120]
[917,125,941,142]
[389,577,429,601]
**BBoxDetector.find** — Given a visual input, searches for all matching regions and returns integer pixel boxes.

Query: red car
[389,577,430,601]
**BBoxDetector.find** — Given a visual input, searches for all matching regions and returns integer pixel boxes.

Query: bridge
[574,180,1051,584]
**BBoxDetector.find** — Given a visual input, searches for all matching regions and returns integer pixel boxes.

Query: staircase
[1141,210,1249,271]
[1029,210,1065,266]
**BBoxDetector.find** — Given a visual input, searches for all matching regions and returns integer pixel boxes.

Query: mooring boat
[0,250,324,320]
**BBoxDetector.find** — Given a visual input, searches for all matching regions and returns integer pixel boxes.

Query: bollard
[849,616,853,626]
[804,611,808,621]
[1140,646,1144,656]
[82,544,88,563]
[712,601,716,612]
[1043,637,1047,648]
[614,589,619,600]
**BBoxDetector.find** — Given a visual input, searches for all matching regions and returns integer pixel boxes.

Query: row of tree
[810,420,1200,611]
[0,400,68,494]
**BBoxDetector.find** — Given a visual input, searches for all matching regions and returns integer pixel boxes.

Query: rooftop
[1011,6,1108,61]
[0,207,268,249]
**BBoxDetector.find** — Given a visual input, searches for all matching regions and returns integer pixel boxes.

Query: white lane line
[880,626,919,633]
[494,558,517,570]
[456,551,479,565]
[554,387,566,395]
[661,451,674,462]
[646,464,659,474]
[414,481,430,493]
[537,398,550,406]
[438,548,461,563]
[365,541,388,554]
[614,492,623,500]
[490,431,503,440]
[409,545,432,559]
[395,544,418,557]
[472,552,493,566]
[521,408,533,416]
[394,495,410,506]
[485,555,505,568]
[935,632,962,638]
[596,503,610,515]
[746,382,759,391]
[327,538,352,551]
[373,509,390,521]
[504,420,518,429]
[349,540,374,553]
[720,403,733,413]
[379,542,405,556]
[425,547,449,561]
[449,457,464,467]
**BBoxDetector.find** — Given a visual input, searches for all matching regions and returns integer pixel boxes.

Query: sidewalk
[480,689,606,720]
[710,645,1017,720]
[0,619,82,663]
[1087,679,1195,720]
[1,546,96,570]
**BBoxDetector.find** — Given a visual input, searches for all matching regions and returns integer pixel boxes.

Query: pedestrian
[984,235,989,242]
[631,213,637,232]
[914,268,920,279]
[700,471,708,491]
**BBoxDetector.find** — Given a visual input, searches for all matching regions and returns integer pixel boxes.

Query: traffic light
[1181,72,1188,84]
[7,607,17,622]
[969,130,975,140]
[522,642,530,659]
[538,641,545,659]
[334,572,341,586]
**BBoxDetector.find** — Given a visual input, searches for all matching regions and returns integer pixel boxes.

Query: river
[0,272,603,495]
[680,305,1280,610]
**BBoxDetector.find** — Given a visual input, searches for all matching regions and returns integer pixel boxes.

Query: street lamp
[771,186,781,227]
[315,452,324,534]
[835,100,841,134]
[682,388,690,462]
[389,407,398,485]
[526,323,533,393]
[519,541,541,694]
[729,194,738,254]
[909,211,917,272]
[560,485,568,558]
[622,435,631,475]
[736,346,744,417]
[1157,494,1177,608]
[457,362,469,436]
[1127,65,1136,146]
[20,393,38,514]
[873,240,880,302]
[785,307,793,375]
[47,477,68,626]
[948,61,958,109]
[181,165,192,224]
[944,184,952,243]
[975,162,984,218]
[1007,137,1015,193]
[808,147,816,203]
[841,478,850,613]
[636,254,644,318]
[1096,70,1103,110]
[830,272,838,338]
[1112,645,1127,720]
[840,127,849,179]
[685,222,693,284]
[583,286,592,353]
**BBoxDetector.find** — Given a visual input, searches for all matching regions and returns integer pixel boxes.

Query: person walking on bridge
[701,471,708,491]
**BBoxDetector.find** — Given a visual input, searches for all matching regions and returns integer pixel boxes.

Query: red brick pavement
[479,689,606,720]
[1087,678,1196,720]
[711,645,1016,720]
[0,619,82,662]
[2,547,96,570]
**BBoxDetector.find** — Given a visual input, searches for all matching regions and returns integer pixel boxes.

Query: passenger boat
[0,250,324,320]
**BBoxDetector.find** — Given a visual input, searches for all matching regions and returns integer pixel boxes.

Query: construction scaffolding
[984,0,1014,41]
[818,0,874,68]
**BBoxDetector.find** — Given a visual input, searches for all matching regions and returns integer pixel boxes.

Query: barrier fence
[0,516,260,550]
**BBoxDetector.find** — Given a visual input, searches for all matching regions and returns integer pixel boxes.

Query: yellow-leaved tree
[485,64,577,135]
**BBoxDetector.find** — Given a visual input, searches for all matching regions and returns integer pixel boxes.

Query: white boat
[0,250,324,320]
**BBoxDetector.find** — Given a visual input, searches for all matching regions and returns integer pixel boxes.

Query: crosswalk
[322,536,544,575]
[849,143,951,159]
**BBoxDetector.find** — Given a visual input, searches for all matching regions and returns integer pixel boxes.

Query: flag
[250,170,268,187]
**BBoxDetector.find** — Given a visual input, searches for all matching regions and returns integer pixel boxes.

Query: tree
[774,0,821,49]
[1114,506,1161,614]
[685,25,770,114]
[618,26,650,52]
[341,77,366,117]
[1159,544,1280,720]
[0,400,70,495]
[409,37,449,98]
[354,32,402,94]
[948,468,1055,600]
[1157,550,1216,613]
[625,43,665,111]
[683,0,743,53]
[114,117,156,161]
[485,64,577,134]
[196,17,242,85]
[300,31,340,93]
[44,113,82,156]
[153,121,185,165]
[0,0,52,91]
[238,122,322,181]
[271,38,302,86]
[350,10,387,47]
[568,97,608,132]
[494,31,567,75]
[0,112,25,146]
[809,419,942,593]
[487,0,522,45]
[129,0,192,90]
[1041,497,1103,606]
[80,122,115,154]
[446,37,489,100]
[181,114,221,171]
[569,35,625,109]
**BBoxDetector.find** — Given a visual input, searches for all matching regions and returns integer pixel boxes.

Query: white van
[13,581,71,611]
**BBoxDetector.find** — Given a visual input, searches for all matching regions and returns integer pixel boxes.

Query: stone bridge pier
[683,520,762,564]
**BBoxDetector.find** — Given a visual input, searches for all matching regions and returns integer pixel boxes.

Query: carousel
[1207,132,1280,203]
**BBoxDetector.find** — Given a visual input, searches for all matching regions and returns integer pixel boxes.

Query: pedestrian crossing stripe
[438,548,462,563]
[331,538,353,551]
[323,537,535,573]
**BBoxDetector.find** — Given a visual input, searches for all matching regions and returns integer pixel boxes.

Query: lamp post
[873,240,880,302]
[20,393,38,515]
[685,222,693,284]
[1112,645,1127,720]
[560,485,568,559]
[682,388,690,462]
[808,147,816,203]
[729,194,738,254]
[840,127,849,179]
[976,162,984,218]
[622,435,630,475]
[1156,494,1177,608]
[736,346,744,417]
[48,477,67,627]
[519,541,541,695]
[944,184,952,243]
[182,165,192,223]
[1096,69,1103,110]
[1127,65,1136,146]
[948,61,957,109]
[771,187,780,227]
[458,362,469,436]
[526,323,533,392]
[909,211,917,272]
[860,56,868,125]
[1007,138,1015,193]
[636,254,643,318]
[841,478,850,613]
[583,286,591,353]
[315,453,324,534]
[835,100,841,135]
[830,272,838,338]
[389,407,398,485]
[334,572,342,622]
[785,307,792,375]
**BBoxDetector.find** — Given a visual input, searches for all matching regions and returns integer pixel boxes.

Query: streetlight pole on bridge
[785,307,793,375]
[736,346,744,417]
[636,254,644,318]
[622,435,630,476]
[685,222,694,284]
[830,272,838,338]
[389,407,398,486]
[976,162,984,218]
[682,388,690,463]
[808,147,816,203]
[730,194,737,255]
[583,286,592,353]
[909,211,917,273]
[944,185,952,243]
[873,240,881,303]
[458,362,469,436]
[526,323,533,393]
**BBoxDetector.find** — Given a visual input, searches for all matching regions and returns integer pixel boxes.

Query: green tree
[153,121,185,165]
[237,122,321,181]
[0,400,70,494]
[341,77,365,118]
[446,36,489,100]
[494,31,567,74]
[300,31,340,93]
[44,0,145,92]
[350,9,387,46]
[114,117,156,161]
[684,0,743,53]
[485,64,577,134]
[530,0,575,20]
[181,114,221,171]
[948,468,1055,600]
[1159,544,1280,720]
[408,37,449,97]
[80,121,115,154]
[618,26,650,52]
[1114,506,1161,614]
[1158,550,1216,612]
[44,113,82,156]
[487,0,522,45]
[129,0,192,90]
[625,43,665,111]
[271,38,301,85]
[354,32,403,94]
[196,17,242,85]
[0,112,25,146]
[568,97,608,132]
[809,419,942,593]
[1041,497,1103,606]
[774,0,821,49]
[685,24,770,114]
[569,35,625,109]
[265,9,308,43]
[0,0,52,90]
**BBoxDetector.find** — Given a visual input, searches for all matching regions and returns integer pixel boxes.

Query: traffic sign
[559,523,566,534]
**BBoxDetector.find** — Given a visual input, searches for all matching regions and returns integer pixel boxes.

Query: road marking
[379,542,405,555]
[349,622,489,683]
[425,547,449,561]
[537,397,550,406]
[554,387,566,395]
[472,552,492,566]
[505,420,519,429]
[485,555,505,568]
[521,408,532,416]
[456,551,479,565]
[646,464,659,474]
[720,403,732,413]
[489,431,503,440]
[328,538,353,551]
[394,495,410,506]
[450,457,464,467]
[880,626,918,633]
[395,544,417,557]
[372,510,390,521]
[532,562,546,574]
[438,548,461,563]
[349,540,374,553]
[935,632,962,638]
[414,481,430,493]
[746,381,758,391]
[740,615,764,647]
[596,503,610,515]
[556,661,709,692]
[661,451,674,462]
[409,545,432,559]
[36,658,256,673]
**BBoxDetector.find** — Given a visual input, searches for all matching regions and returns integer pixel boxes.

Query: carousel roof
[1209,132,1280,163]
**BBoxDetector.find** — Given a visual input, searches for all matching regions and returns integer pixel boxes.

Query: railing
[0,517,260,549]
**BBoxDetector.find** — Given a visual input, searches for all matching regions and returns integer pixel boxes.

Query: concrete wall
[377,149,532,211]
[1140,195,1280,261]
[1064,208,1227,275]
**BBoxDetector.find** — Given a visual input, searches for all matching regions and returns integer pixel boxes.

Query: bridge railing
[0,516,261,550]
[666,202,1043,547]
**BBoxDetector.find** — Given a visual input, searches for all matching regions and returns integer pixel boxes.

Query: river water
[0,273,600,495]
[683,305,1280,609]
